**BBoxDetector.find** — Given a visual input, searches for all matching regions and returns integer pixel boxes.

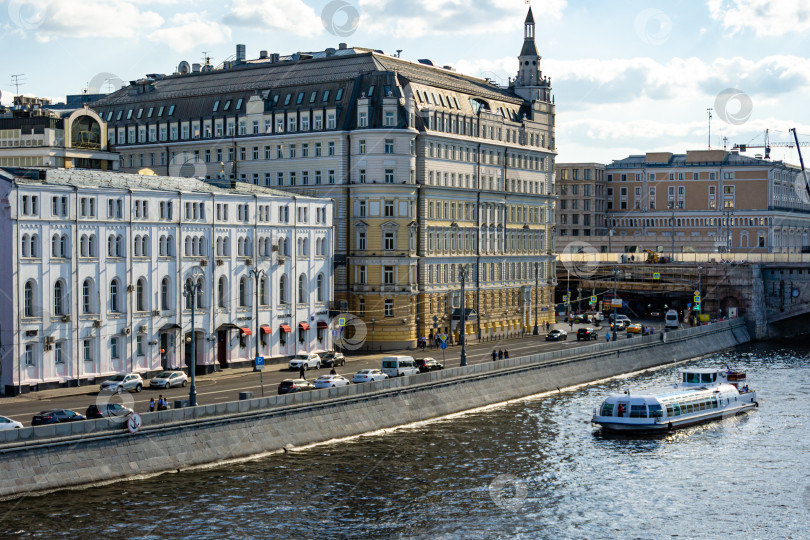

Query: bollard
[239,391,254,400]
[173,399,189,409]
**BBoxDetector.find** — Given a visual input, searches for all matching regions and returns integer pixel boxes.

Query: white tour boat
[592,368,757,432]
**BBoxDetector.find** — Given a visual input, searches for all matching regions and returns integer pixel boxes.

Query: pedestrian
[491,350,497,362]
[498,350,503,360]
[299,364,306,379]
[569,319,574,330]
[330,367,337,375]
[605,333,610,343]
[545,321,550,332]
[504,350,509,359]
[157,395,164,411]
[148,397,155,412]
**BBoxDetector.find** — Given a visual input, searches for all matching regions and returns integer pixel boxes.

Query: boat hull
[593,402,758,432]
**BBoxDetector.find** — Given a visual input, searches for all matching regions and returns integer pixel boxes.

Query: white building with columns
[0,167,333,395]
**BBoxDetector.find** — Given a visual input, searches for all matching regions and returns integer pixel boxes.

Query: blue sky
[2,0,809,164]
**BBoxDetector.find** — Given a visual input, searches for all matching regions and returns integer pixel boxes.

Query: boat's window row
[663,396,719,417]
[683,373,717,384]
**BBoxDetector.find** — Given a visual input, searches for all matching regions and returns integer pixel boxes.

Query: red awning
[240,327,252,335]
[279,324,292,333]
[260,324,272,335]
[298,322,310,331]
[317,321,329,329]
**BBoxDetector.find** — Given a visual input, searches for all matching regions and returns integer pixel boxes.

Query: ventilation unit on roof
[259,50,268,59]
[192,63,201,73]
[178,61,191,75]
[236,44,246,63]
[270,53,280,63]
[339,43,348,50]
[325,48,336,56]
[418,59,434,66]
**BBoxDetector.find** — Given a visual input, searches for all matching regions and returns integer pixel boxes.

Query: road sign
[440,341,447,350]
[687,303,692,309]
[433,323,438,329]
[254,356,265,372]
[338,317,345,327]
[590,296,597,303]
[694,290,700,297]
[127,412,142,434]
[611,299,623,308]
[332,329,338,337]
[694,295,701,303]
[439,333,448,342]
[653,272,660,280]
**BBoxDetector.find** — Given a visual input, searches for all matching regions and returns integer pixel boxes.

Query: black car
[320,351,346,368]
[278,379,317,394]
[545,329,568,341]
[31,409,86,426]
[415,358,444,373]
[577,327,599,341]
[85,403,133,419]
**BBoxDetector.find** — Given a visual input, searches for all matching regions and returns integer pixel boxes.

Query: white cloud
[223,0,322,37]
[707,0,810,36]
[357,0,566,38]
[148,11,232,52]
[3,0,165,41]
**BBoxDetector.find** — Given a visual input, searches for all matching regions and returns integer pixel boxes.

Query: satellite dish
[178,61,191,75]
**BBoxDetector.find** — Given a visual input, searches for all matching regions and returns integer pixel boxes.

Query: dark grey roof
[520,39,539,58]
[525,7,535,24]
[606,151,795,169]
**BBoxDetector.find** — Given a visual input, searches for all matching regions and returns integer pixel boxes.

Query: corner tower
[515,7,551,102]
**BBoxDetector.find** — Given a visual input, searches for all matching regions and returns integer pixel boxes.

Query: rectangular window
[384,232,395,250]
[385,169,394,183]
[384,201,394,217]
[384,299,393,317]
[385,139,394,154]
[384,266,395,284]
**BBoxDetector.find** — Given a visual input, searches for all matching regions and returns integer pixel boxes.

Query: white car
[149,371,188,389]
[313,374,350,389]
[0,415,23,430]
[289,353,322,371]
[352,369,389,383]
[100,373,144,393]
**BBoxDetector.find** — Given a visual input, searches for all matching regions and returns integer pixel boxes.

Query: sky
[2,0,810,164]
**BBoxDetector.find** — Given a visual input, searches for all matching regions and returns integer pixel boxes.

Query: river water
[2,338,809,539]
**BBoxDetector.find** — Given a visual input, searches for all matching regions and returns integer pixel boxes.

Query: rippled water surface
[2,339,809,539]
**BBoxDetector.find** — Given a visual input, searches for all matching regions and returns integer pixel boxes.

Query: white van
[665,309,680,329]
[381,355,419,377]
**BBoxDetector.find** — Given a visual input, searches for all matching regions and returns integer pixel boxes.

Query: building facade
[602,150,810,253]
[0,168,333,395]
[554,162,608,243]
[91,8,557,349]
[0,97,118,171]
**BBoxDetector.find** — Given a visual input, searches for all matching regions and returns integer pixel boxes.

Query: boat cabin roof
[678,368,724,374]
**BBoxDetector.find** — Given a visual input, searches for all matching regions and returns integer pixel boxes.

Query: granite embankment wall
[0,320,749,500]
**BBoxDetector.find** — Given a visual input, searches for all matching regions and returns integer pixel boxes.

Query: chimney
[192,63,201,73]
[236,44,246,63]
[339,43,348,50]
[325,48,336,56]
[270,53,280,63]
[259,50,268,59]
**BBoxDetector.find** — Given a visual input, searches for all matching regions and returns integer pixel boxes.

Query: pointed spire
[525,7,535,24]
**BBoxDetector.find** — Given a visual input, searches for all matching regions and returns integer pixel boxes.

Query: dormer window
[284,94,291,105]
[213,100,220,112]
[235,98,243,109]
[322,90,330,102]
[335,88,344,100]
[368,86,375,97]
[309,91,317,103]
[223,100,231,111]
[297,92,305,104]
[167,105,175,115]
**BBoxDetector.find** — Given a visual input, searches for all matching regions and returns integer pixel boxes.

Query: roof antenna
[723,136,728,151]
[396,50,403,58]
[707,108,713,149]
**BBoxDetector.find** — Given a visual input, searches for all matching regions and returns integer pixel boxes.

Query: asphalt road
[0,320,665,427]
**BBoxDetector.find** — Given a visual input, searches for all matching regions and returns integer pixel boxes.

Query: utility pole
[612,266,619,341]
[670,210,675,259]
[532,261,539,335]
[707,108,713,149]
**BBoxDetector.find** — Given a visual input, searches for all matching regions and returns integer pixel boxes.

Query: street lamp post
[459,265,469,367]
[182,266,204,407]
[532,261,539,335]
[612,265,619,341]
[370,318,376,352]
[249,267,266,396]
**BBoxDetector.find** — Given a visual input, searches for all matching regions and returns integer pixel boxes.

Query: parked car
[32,409,86,426]
[609,314,632,324]
[0,415,23,430]
[415,358,444,373]
[577,327,599,341]
[99,373,143,393]
[289,353,322,371]
[626,323,643,334]
[149,371,188,389]
[545,329,568,341]
[320,351,346,368]
[277,379,316,394]
[352,369,389,383]
[85,403,133,419]
[313,374,350,389]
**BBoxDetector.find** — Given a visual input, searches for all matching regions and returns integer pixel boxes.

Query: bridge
[555,252,810,339]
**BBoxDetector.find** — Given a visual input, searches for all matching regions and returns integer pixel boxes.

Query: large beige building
[554,163,608,241]
[92,8,557,349]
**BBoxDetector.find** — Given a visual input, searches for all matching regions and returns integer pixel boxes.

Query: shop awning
[216,323,240,332]
[240,327,252,335]
[298,322,310,331]
[317,321,329,329]
[260,324,272,335]
[159,323,181,331]
[279,324,292,333]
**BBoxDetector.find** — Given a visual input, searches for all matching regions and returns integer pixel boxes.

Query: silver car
[149,371,188,389]
[99,373,144,393]
[288,353,321,371]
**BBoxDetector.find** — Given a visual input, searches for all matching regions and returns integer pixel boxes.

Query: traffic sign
[687,303,692,309]
[439,333,448,342]
[694,290,701,297]
[653,272,660,280]
[611,299,623,308]
[338,317,346,327]
[440,341,447,350]
[332,329,338,337]
[433,315,438,322]
[693,295,701,303]
[590,296,597,303]
[254,356,265,371]
[127,412,142,434]
[433,323,438,329]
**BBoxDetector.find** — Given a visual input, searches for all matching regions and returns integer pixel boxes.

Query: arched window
[298,274,306,303]
[24,280,35,317]
[303,238,309,255]
[260,276,268,305]
[53,280,65,315]
[89,234,96,257]
[216,237,223,256]
[133,235,141,257]
[110,279,120,312]
[166,235,174,256]
[316,273,325,302]
[136,278,147,311]
[30,234,39,257]
[224,237,230,256]
[197,277,204,308]
[116,235,124,257]
[52,234,60,257]
[244,237,251,256]
[185,278,194,309]
[161,277,171,310]
[279,274,288,304]
[108,234,115,257]
[142,235,150,257]
[218,276,227,308]
[185,236,192,256]
[60,235,69,258]
[237,237,245,256]
[82,279,93,313]
[21,234,30,257]
[239,277,248,307]
[159,235,166,256]
[196,236,204,256]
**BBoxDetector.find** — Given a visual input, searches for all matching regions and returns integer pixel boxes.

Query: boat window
[629,405,647,418]
[648,404,663,418]
[699,400,706,411]
[666,405,674,417]
[673,403,681,416]
[701,373,713,383]
[600,403,614,417]
[684,373,701,384]
[685,402,693,413]
[711,397,718,408]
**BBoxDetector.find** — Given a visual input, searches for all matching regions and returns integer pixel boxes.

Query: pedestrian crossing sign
[338,317,345,327]
[590,296,597,303]
[693,295,701,303]
[653,272,660,280]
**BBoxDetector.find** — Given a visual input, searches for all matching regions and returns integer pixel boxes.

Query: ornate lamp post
[459,265,470,367]
[182,266,204,406]
[532,261,540,335]
[248,267,266,359]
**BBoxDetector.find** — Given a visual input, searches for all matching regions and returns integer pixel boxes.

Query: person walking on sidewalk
[299,364,306,379]
[497,350,503,361]
[491,350,497,362]
[148,397,155,412]
[503,350,509,359]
